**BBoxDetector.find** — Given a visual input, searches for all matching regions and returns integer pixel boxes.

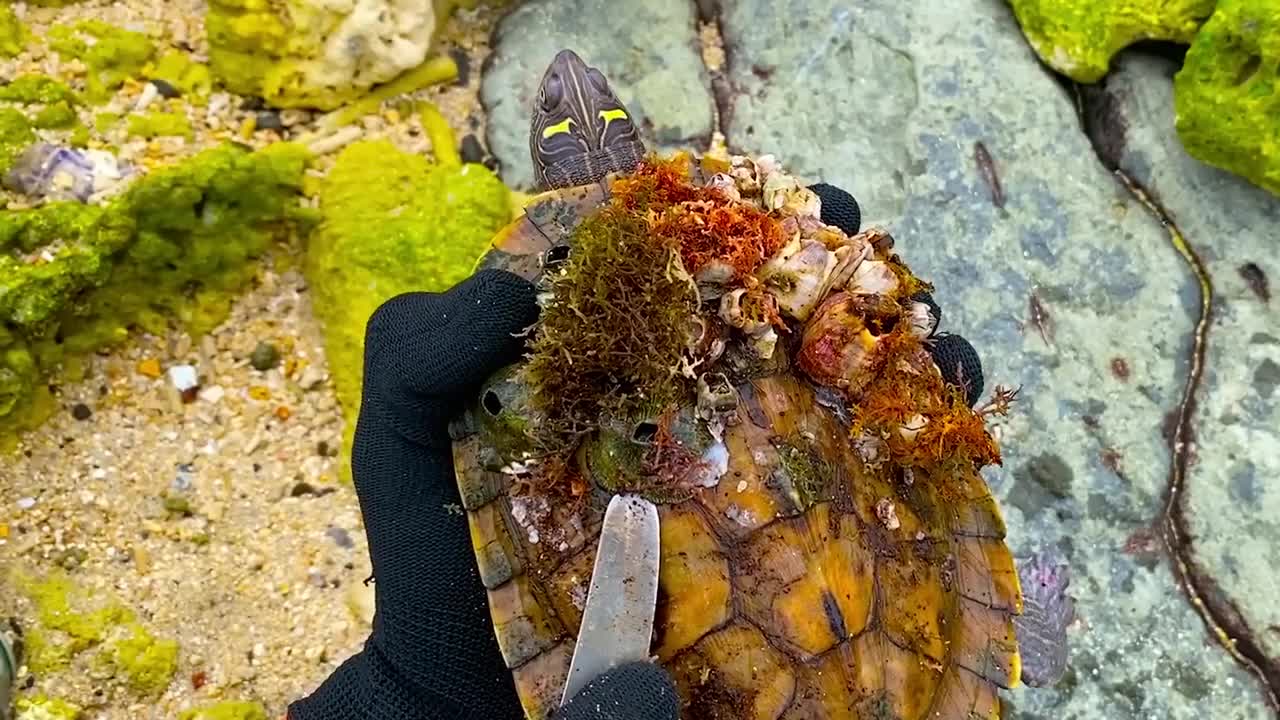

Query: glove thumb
[552,662,679,720]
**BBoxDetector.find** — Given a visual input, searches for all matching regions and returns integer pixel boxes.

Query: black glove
[287,269,678,720]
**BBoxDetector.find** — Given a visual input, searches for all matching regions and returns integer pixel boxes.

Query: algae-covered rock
[145,51,214,99]
[177,701,269,720]
[47,21,156,103]
[126,111,194,140]
[0,108,36,176]
[0,142,314,441]
[305,139,509,478]
[1175,0,1280,197]
[1007,0,1215,82]
[15,696,82,720]
[11,568,179,696]
[0,4,26,59]
[206,0,474,110]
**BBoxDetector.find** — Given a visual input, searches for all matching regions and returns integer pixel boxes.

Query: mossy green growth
[47,20,156,102]
[0,76,79,105]
[1175,0,1280,197]
[14,695,82,720]
[33,101,79,130]
[1008,0,1216,82]
[177,701,269,720]
[306,139,510,480]
[522,188,699,442]
[0,4,27,59]
[146,51,213,99]
[0,142,315,443]
[0,107,36,175]
[126,110,193,140]
[94,621,180,696]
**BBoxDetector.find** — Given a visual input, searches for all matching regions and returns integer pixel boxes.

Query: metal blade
[560,494,661,706]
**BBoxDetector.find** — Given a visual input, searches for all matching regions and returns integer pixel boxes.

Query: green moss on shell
[1008,0,1215,82]
[0,142,314,443]
[1175,0,1280,196]
[177,701,269,720]
[305,139,510,480]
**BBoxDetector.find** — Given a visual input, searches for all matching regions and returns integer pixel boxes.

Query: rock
[1174,0,1280,197]
[712,0,1273,716]
[1096,48,1280,663]
[254,111,284,132]
[297,365,327,391]
[147,78,181,99]
[249,341,280,371]
[206,0,471,110]
[459,133,487,165]
[325,526,354,549]
[304,140,510,479]
[70,402,92,421]
[480,0,715,190]
[1006,0,1214,82]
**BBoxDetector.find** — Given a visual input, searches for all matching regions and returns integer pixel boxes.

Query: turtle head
[529,49,645,190]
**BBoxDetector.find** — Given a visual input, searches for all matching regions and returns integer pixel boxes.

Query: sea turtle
[449,49,1067,719]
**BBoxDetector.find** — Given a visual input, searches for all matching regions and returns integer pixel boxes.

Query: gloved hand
[287,269,679,720]
[286,181,984,720]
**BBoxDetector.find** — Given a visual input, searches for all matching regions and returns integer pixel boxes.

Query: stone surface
[206,0,452,110]
[1100,48,1280,662]
[1174,0,1280,198]
[710,0,1274,716]
[479,0,715,190]
[1007,0,1214,82]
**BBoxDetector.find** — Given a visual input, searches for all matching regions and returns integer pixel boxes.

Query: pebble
[325,527,354,549]
[16,497,36,510]
[149,78,181,99]
[168,364,199,391]
[297,365,326,391]
[460,134,486,164]
[134,82,160,111]
[199,385,226,404]
[172,463,196,492]
[255,111,284,132]
[250,342,281,371]
[71,403,93,421]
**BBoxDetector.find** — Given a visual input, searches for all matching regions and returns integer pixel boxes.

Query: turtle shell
[451,155,1024,719]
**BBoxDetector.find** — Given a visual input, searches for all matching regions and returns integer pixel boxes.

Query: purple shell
[1014,548,1076,687]
[3,142,96,202]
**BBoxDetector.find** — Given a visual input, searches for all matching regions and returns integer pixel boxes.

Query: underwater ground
[2,0,1278,719]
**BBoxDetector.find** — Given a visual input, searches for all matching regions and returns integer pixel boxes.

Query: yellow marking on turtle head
[541,117,574,139]
[598,108,628,126]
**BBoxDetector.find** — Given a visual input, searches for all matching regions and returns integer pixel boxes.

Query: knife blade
[560,493,661,706]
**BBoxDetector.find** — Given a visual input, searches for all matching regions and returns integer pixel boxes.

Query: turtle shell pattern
[451,162,1024,720]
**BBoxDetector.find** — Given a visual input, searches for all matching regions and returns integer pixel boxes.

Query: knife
[560,493,661,706]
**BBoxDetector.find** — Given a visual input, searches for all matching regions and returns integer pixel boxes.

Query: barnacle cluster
[519,151,1007,498]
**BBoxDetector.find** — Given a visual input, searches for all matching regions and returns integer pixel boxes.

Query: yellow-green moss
[33,102,79,130]
[0,4,26,58]
[14,695,82,720]
[0,142,315,442]
[178,701,269,720]
[11,568,178,695]
[1175,0,1280,196]
[0,107,36,175]
[126,110,193,140]
[306,139,510,480]
[1008,0,1216,82]
[145,51,213,99]
[47,21,156,103]
[0,76,79,105]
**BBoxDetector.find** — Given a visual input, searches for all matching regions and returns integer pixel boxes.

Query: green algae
[126,110,194,140]
[306,139,510,480]
[33,102,79,130]
[177,701,269,720]
[0,107,35,175]
[14,696,82,720]
[1175,0,1280,197]
[0,142,314,442]
[12,568,178,697]
[1008,0,1216,82]
[146,51,213,99]
[0,4,26,59]
[48,21,156,102]
[0,76,79,105]
[314,56,458,132]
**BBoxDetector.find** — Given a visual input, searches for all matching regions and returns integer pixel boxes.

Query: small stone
[70,403,92,421]
[16,497,36,510]
[251,642,267,662]
[137,358,162,379]
[308,571,327,588]
[325,526,354,549]
[163,495,193,516]
[199,385,225,404]
[149,78,181,98]
[449,47,471,85]
[316,440,330,457]
[172,463,195,492]
[168,364,199,392]
[250,342,281,371]
[290,482,318,497]
[297,365,326,391]
[256,111,285,131]
[274,405,291,421]
[460,134,486,164]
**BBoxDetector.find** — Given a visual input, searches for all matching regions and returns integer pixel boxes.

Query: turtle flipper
[1013,548,1076,687]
